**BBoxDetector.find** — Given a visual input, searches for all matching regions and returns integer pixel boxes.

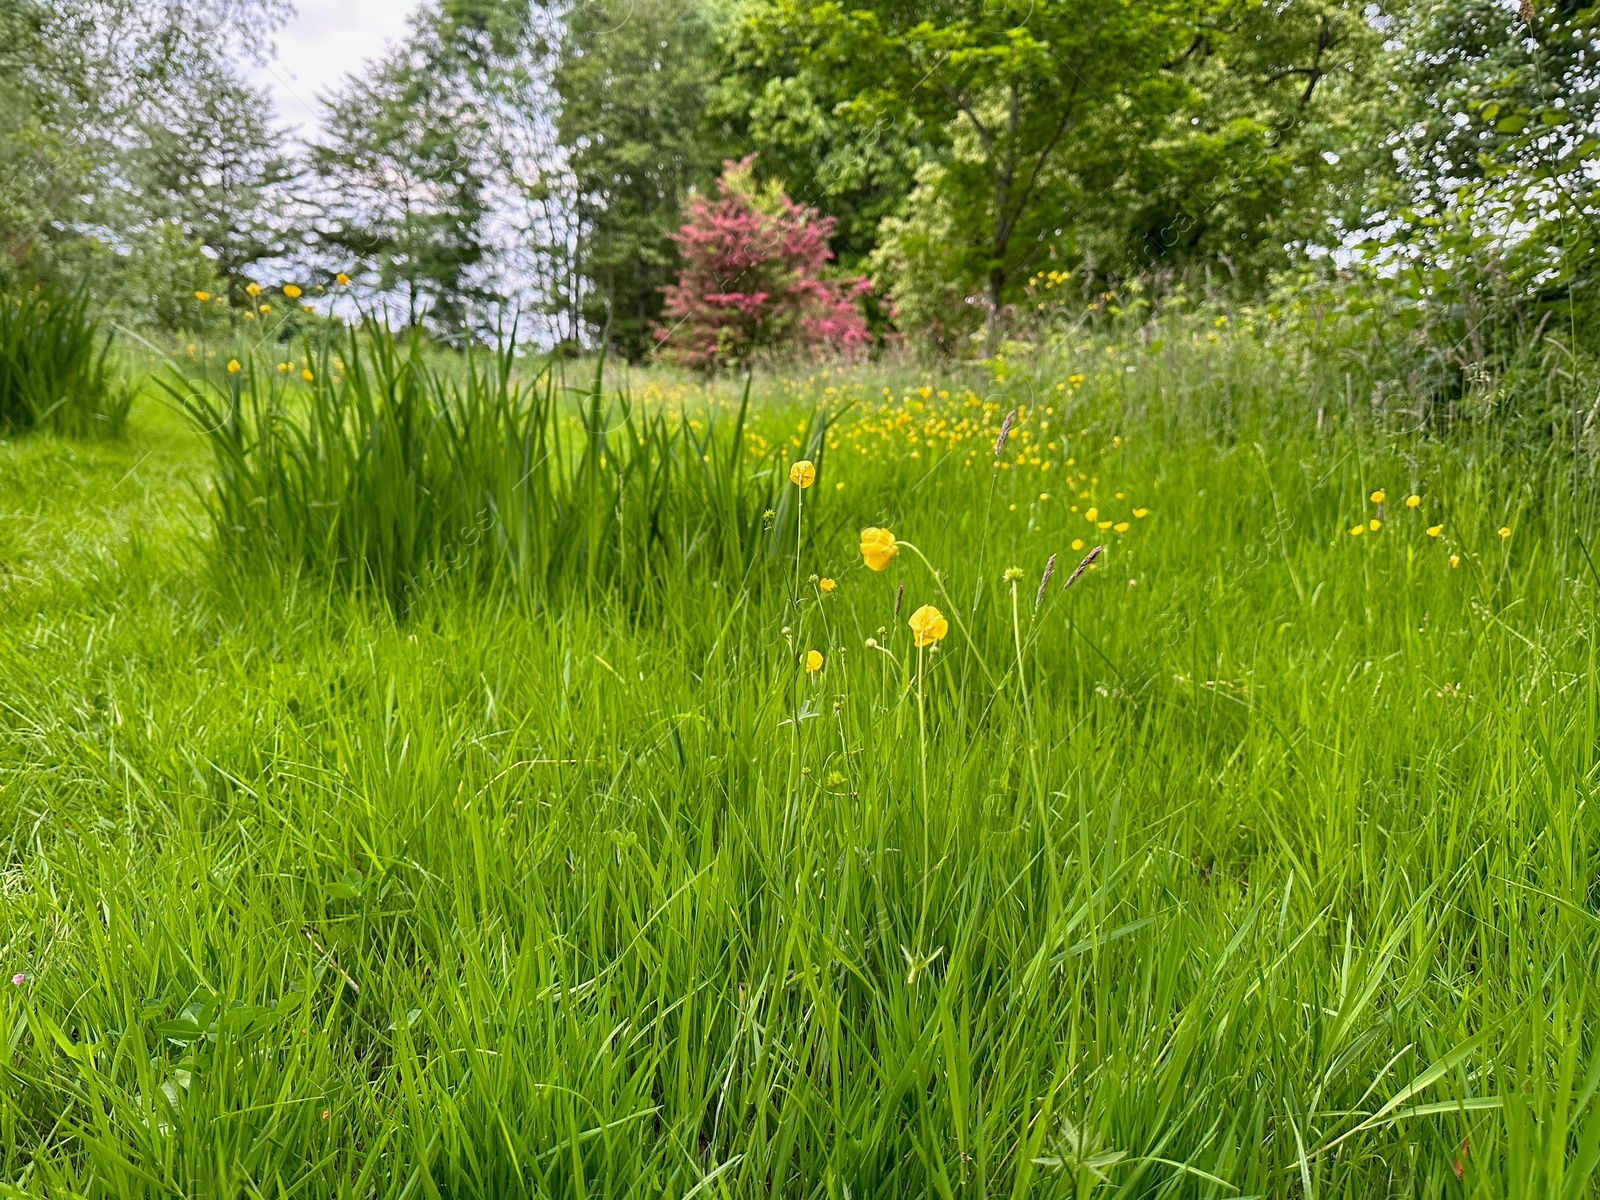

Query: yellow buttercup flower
[819,577,837,593]
[283,284,302,298]
[1427,524,1443,537]
[277,363,288,372]
[1371,490,1385,504]
[1098,520,1113,530]
[789,459,816,488]
[259,304,271,313]
[860,527,898,571]
[1350,524,1364,536]
[1113,522,1129,533]
[1071,538,1084,551]
[908,604,948,648]
[1133,508,1148,518]
[226,359,241,373]
[302,369,314,382]
[1085,507,1099,522]
[1499,527,1511,538]
[194,290,210,301]
[1406,495,1421,508]
[1450,554,1461,568]
[245,282,262,297]
[1369,518,1381,531]
[805,650,823,673]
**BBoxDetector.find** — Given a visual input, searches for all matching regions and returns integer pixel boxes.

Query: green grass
[3,335,1600,1197]
[0,289,132,438]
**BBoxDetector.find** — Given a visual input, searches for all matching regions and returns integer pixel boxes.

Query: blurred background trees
[3,0,1598,413]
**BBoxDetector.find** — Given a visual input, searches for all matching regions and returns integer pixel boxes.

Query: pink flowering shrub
[654,157,871,372]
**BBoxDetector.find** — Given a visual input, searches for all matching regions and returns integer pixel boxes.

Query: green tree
[715,6,928,273]
[1092,0,1383,281]
[311,8,502,334]
[741,0,1382,353]
[1370,0,1600,340]
[751,0,1206,355]
[554,0,729,359]
[1,0,291,314]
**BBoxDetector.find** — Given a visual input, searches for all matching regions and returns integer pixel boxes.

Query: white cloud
[250,0,425,141]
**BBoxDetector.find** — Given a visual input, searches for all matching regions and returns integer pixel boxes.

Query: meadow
[2,326,1599,1197]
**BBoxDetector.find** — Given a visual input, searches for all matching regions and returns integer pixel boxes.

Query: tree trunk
[985,267,1005,358]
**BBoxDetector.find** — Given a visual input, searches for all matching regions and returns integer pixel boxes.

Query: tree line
[1,0,1591,372]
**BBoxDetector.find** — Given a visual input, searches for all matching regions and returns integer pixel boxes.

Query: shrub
[166,320,826,611]
[0,288,132,437]
[654,156,870,372]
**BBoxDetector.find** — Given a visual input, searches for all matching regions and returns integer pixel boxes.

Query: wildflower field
[3,330,1600,1197]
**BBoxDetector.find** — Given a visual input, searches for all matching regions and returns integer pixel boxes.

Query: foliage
[7,336,1600,1191]
[1331,0,1600,397]
[734,0,1386,355]
[555,0,730,361]
[310,16,501,337]
[0,287,130,436]
[714,5,929,272]
[0,0,291,312]
[164,319,815,611]
[655,157,870,372]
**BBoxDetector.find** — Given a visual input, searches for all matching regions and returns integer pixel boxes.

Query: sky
[249,0,426,140]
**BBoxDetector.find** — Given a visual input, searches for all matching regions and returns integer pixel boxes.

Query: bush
[0,288,132,437]
[654,157,870,372]
[166,320,827,611]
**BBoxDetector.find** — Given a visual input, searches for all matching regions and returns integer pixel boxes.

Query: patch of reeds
[164,321,822,610]
[0,288,132,437]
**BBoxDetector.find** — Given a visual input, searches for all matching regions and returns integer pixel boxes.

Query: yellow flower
[194,290,210,301]
[805,650,823,673]
[245,282,262,297]
[1371,490,1385,504]
[1133,508,1148,518]
[283,284,302,298]
[336,272,350,285]
[243,311,255,319]
[789,459,816,488]
[226,359,241,373]
[835,481,845,491]
[1499,526,1511,538]
[1350,524,1364,536]
[1098,520,1113,530]
[1113,522,1129,533]
[908,604,948,648]
[819,577,837,593]
[1369,518,1381,531]
[302,369,315,382]
[277,363,288,372]
[259,304,271,313]
[1406,495,1421,508]
[1085,506,1099,522]
[1450,554,1461,568]
[1071,538,1084,551]
[860,527,898,571]
[1426,524,1443,537]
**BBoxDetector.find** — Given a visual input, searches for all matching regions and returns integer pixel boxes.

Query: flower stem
[1011,578,1044,803]
[914,640,930,948]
